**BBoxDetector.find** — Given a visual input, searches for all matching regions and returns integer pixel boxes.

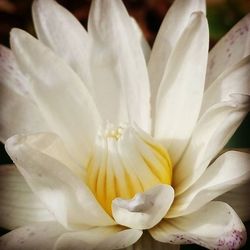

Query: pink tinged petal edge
[148,0,206,109]
[173,94,250,195]
[0,164,54,230]
[154,12,209,165]
[10,28,101,166]
[150,201,247,250]
[206,14,250,89]
[167,151,250,218]
[0,222,66,250]
[5,133,115,229]
[88,0,151,132]
[0,45,48,143]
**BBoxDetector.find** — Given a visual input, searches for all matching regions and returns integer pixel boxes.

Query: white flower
[0,0,249,249]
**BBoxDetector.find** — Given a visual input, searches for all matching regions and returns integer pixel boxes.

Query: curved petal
[32,0,93,93]
[0,164,54,230]
[0,45,48,143]
[154,12,209,165]
[88,0,151,131]
[174,95,250,195]
[206,14,250,89]
[216,181,250,222]
[10,28,101,166]
[55,226,142,250]
[121,232,180,250]
[0,222,66,250]
[5,133,115,229]
[112,185,174,230]
[168,151,250,218]
[148,0,205,110]
[150,202,246,249]
[130,17,151,63]
[201,55,250,115]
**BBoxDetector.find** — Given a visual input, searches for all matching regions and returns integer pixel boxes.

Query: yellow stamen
[86,125,172,216]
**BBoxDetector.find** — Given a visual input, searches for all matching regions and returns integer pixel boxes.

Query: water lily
[0,0,249,249]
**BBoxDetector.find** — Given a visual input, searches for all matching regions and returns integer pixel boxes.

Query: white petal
[55,226,142,250]
[0,45,48,143]
[112,185,174,230]
[88,0,151,131]
[154,12,209,165]
[32,0,93,92]
[130,17,151,63]
[121,232,180,250]
[148,0,205,109]
[201,55,250,115]
[0,164,54,230]
[5,133,115,229]
[10,28,101,166]
[174,95,250,195]
[150,201,247,249]
[168,151,250,218]
[0,222,66,250]
[216,181,250,222]
[206,14,250,89]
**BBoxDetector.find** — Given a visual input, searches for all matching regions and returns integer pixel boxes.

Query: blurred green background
[0,0,249,249]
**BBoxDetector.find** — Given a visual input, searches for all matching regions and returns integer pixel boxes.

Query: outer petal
[88,0,151,131]
[150,202,246,249]
[130,18,151,63]
[10,28,101,166]
[112,185,174,230]
[201,55,250,115]
[206,14,250,89]
[0,45,48,143]
[32,0,92,93]
[174,95,250,195]
[121,232,180,250]
[0,222,66,250]
[5,133,115,229]
[216,181,250,222]
[154,12,209,165]
[168,151,250,218]
[0,164,54,230]
[148,0,205,109]
[55,226,142,250]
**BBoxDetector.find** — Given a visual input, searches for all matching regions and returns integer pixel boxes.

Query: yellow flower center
[86,124,172,215]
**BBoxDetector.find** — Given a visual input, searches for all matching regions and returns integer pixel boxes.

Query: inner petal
[86,123,173,215]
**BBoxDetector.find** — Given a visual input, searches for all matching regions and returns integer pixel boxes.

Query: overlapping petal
[32,0,92,93]
[0,165,54,230]
[174,95,250,195]
[216,181,250,222]
[0,45,48,142]
[88,0,151,131]
[148,0,205,104]
[150,202,246,249]
[55,226,142,250]
[168,151,250,218]
[10,29,101,165]
[0,222,66,250]
[154,12,209,165]
[5,133,115,229]
[201,55,250,115]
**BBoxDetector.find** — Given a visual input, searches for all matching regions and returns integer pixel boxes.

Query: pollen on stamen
[103,122,126,140]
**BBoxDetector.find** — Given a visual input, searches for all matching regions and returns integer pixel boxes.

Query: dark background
[0,0,249,249]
